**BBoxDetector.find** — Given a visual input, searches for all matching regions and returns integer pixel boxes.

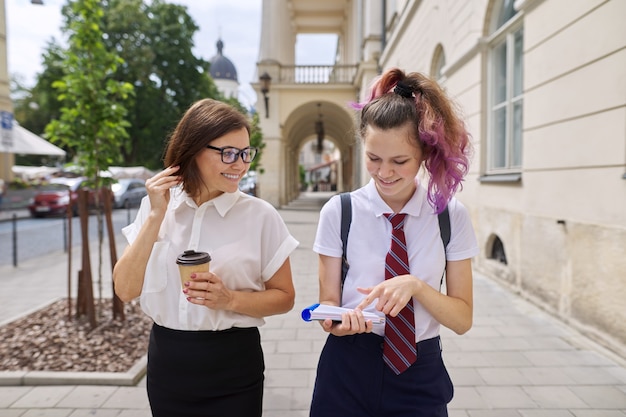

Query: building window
[487,0,523,173]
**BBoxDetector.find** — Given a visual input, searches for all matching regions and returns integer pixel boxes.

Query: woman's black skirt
[147,323,264,417]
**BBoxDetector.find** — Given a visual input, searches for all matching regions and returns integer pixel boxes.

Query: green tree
[46,0,134,177]
[101,0,221,169]
[12,0,264,173]
[45,0,134,325]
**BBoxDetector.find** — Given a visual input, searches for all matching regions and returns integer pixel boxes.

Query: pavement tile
[519,367,578,385]
[475,386,538,408]
[445,351,492,368]
[55,386,116,409]
[263,387,292,410]
[265,411,309,417]
[606,367,626,383]
[526,336,578,350]
[0,411,25,417]
[448,368,485,386]
[67,410,119,417]
[261,328,298,341]
[448,387,488,409]
[264,369,310,388]
[21,411,72,417]
[467,411,523,417]
[295,327,327,340]
[261,340,278,354]
[459,337,534,352]
[569,386,626,408]
[524,350,615,367]
[275,340,316,354]
[562,366,625,385]
[288,352,323,369]
[291,387,315,411]
[0,388,32,408]
[495,324,555,337]
[519,411,576,417]
[99,387,149,409]
[483,351,534,367]
[462,326,502,338]
[11,387,74,408]
[117,411,152,417]
[264,353,292,369]
[571,411,626,417]
[477,367,533,385]
[523,386,589,408]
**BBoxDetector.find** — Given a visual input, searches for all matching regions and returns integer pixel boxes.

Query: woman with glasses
[113,98,298,417]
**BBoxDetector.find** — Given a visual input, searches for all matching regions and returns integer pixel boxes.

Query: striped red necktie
[383,213,416,374]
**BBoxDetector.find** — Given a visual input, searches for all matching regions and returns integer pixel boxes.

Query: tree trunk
[103,187,125,321]
[66,188,73,322]
[76,189,97,329]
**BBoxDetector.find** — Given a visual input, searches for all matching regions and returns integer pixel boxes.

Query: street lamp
[315,103,324,154]
[31,0,44,4]
[259,72,271,118]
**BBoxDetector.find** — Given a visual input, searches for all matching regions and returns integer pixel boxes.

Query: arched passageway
[281,100,356,204]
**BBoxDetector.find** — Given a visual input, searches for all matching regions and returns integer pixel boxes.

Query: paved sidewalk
[0,195,625,416]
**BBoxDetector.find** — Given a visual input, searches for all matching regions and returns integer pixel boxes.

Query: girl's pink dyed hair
[353,68,472,213]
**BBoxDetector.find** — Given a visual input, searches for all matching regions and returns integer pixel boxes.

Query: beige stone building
[253,0,626,357]
[0,0,13,181]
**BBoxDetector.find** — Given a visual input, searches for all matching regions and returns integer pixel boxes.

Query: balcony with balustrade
[276,64,358,85]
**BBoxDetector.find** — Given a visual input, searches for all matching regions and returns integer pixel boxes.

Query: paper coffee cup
[176,250,211,289]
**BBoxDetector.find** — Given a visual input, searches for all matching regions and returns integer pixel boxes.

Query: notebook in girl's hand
[301,303,385,324]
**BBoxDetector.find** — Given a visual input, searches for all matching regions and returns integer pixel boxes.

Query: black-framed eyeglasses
[206,145,258,164]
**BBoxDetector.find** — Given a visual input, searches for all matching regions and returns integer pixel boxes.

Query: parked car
[111,178,147,209]
[27,177,111,218]
[239,171,257,196]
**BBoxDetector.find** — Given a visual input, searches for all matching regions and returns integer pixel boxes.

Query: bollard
[12,213,17,267]
[63,215,68,252]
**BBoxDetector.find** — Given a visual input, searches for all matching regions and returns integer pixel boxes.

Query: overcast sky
[5,0,337,109]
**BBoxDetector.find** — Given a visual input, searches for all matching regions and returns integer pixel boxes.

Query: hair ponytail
[355,68,472,213]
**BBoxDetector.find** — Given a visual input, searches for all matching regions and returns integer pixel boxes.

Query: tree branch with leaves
[45,0,134,324]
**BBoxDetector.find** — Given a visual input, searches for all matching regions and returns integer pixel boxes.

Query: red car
[28,177,111,218]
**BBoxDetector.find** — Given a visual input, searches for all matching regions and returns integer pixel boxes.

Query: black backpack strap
[339,192,352,292]
[437,205,450,289]
[438,206,450,249]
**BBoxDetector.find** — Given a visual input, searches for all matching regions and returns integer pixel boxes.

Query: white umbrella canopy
[0,124,66,156]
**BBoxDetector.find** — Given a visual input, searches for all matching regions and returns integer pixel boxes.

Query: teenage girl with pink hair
[310,68,478,416]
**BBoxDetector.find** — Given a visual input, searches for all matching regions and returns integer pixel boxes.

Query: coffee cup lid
[176,250,211,265]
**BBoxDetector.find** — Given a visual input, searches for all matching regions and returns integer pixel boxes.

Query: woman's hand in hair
[145,166,181,214]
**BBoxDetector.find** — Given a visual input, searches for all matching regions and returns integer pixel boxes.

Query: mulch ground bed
[0,298,152,373]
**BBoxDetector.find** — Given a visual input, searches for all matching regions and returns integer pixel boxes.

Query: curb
[0,298,149,387]
[0,355,147,387]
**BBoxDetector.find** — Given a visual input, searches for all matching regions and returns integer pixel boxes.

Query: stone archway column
[259,135,283,208]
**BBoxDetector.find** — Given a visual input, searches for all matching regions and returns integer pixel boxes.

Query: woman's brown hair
[163,99,251,199]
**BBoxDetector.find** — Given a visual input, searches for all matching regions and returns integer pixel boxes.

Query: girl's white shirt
[313,179,478,340]
[122,187,299,331]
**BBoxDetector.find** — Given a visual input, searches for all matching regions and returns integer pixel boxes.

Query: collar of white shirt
[169,186,241,218]
[365,178,427,218]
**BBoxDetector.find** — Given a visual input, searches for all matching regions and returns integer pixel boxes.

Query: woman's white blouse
[313,179,478,341]
[122,188,299,331]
